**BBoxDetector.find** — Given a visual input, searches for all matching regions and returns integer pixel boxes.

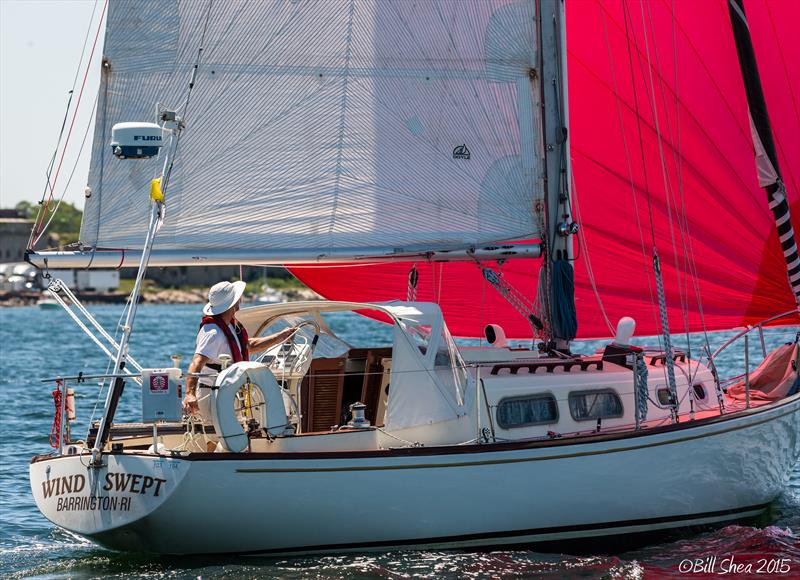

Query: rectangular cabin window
[496,394,558,429]
[568,390,623,421]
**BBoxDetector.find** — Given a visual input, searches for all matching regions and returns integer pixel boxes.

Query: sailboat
[27,0,800,556]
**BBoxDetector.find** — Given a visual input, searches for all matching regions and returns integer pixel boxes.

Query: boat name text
[41,473,167,499]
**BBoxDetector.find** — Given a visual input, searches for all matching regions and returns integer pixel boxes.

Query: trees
[15,201,82,246]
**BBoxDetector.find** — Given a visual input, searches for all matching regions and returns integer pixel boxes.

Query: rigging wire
[35,93,99,247]
[31,0,108,246]
[620,0,675,400]
[155,0,215,202]
[644,0,713,380]
[29,91,73,249]
[570,171,614,335]
[597,1,659,331]
[634,0,684,342]
[638,1,694,371]
[27,0,100,249]
[639,1,711,387]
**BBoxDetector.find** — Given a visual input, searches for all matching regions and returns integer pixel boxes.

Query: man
[182,280,295,415]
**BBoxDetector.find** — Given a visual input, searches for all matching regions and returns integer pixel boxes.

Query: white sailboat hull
[30,395,800,555]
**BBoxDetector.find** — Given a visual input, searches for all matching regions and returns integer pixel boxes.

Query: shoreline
[0,287,321,308]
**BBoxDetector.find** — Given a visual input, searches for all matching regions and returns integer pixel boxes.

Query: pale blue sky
[1,0,104,210]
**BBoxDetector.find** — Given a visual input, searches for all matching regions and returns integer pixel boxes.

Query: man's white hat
[203,280,246,316]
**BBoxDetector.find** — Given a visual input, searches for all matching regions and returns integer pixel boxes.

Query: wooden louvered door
[301,358,345,433]
[361,348,391,425]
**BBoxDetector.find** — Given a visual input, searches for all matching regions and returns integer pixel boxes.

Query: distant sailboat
[27,0,799,556]
[36,296,60,310]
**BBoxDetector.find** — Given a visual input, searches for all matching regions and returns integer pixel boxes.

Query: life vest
[199,315,250,363]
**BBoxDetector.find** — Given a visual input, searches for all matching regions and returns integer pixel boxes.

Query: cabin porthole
[657,388,673,406]
[692,383,706,400]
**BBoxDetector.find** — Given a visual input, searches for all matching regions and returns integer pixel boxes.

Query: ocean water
[0,303,798,579]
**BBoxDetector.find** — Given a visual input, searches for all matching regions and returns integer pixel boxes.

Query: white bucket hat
[203,280,246,316]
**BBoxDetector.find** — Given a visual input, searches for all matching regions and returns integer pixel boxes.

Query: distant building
[0,212,32,263]
[0,206,288,289]
[143,265,290,288]
[144,265,256,288]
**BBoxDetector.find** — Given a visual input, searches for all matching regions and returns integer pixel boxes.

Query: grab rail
[709,310,798,363]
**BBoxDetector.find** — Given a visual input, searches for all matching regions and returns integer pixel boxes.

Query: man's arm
[183,353,210,415]
[248,327,297,354]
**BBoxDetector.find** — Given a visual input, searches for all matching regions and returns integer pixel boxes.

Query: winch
[346,402,370,429]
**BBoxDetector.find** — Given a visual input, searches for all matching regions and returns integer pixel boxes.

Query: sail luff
[727,0,800,306]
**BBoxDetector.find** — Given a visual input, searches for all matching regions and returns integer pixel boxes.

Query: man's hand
[248,326,299,353]
[183,391,199,415]
[184,353,209,415]
[276,326,297,342]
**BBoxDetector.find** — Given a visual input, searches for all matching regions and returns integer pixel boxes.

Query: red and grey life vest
[199,315,249,369]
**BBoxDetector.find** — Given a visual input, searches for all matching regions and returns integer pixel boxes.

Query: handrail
[40,371,216,383]
[709,310,798,362]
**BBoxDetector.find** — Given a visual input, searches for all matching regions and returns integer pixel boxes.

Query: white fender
[211,362,289,452]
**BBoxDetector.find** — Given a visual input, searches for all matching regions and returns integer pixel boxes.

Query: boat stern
[30,451,190,547]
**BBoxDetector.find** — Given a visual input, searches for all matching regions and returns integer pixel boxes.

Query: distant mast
[539,0,577,347]
[728,0,800,306]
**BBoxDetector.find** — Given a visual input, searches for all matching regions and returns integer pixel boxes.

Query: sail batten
[79,0,544,257]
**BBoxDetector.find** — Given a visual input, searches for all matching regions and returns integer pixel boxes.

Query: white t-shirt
[195,322,245,385]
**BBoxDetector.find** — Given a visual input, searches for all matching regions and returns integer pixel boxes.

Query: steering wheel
[286,320,321,372]
[259,319,320,373]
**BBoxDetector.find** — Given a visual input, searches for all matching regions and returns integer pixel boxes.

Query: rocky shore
[0,287,321,307]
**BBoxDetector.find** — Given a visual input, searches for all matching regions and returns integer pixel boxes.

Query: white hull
[31,394,800,555]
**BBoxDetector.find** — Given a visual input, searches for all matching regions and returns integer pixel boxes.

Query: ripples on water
[1,304,798,578]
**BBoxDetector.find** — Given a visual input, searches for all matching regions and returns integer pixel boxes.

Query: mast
[539,0,577,348]
[728,0,800,306]
[90,116,182,463]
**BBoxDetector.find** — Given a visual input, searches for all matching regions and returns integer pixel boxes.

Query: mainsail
[77,0,544,259]
[292,0,800,338]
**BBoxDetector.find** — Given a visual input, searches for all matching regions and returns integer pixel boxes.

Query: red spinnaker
[291,0,800,339]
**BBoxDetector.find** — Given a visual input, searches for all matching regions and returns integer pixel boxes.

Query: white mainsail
[76,0,543,262]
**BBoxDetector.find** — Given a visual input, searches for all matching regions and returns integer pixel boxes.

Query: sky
[1,0,105,211]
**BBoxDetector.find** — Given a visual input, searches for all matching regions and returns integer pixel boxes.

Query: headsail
[292,0,800,338]
[73,0,544,260]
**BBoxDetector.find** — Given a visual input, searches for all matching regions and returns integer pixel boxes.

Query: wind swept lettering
[41,474,85,498]
[103,473,167,497]
[42,472,167,502]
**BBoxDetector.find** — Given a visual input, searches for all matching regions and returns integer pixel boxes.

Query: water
[1,304,798,578]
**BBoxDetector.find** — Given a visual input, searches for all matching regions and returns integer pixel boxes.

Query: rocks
[0,286,320,307]
[0,292,34,307]
[283,287,322,301]
[142,289,206,304]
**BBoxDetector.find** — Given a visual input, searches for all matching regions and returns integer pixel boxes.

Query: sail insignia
[453,144,471,160]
